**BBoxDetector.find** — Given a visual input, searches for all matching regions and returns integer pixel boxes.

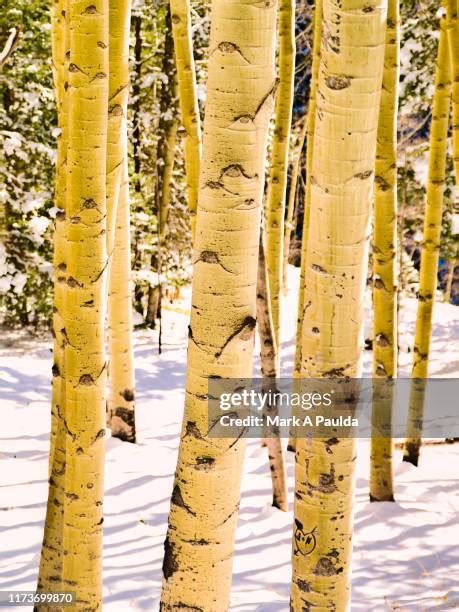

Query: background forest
[0,0,458,610]
[1,0,457,327]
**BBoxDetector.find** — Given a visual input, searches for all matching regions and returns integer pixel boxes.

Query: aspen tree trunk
[283,118,308,290]
[291,0,387,608]
[403,15,451,467]
[170,0,202,237]
[106,0,136,442]
[446,0,459,183]
[158,8,178,239]
[160,0,278,608]
[287,0,322,453]
[131,14,142,194]
[265,0,295,351]
[256,230,288,512]
[36,0,69,601]
[370,0,399,503]
[146,13,178,329]
[108,159,136,442]
[61,0,109,607]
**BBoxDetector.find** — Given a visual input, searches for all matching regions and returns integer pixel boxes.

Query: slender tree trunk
[146,11,178,330]
[283,117,308,290]
[131,14,142,194]
[287,0,322,453]
[108,159,136,442]
[291,0,387,608]
[106,0,135,442]
[370,0,399,503]
[170,0,202,238]
[36,0,69,603]
[131,14,145,317]
[403,15,451,467]
[265,0,295,352]
[256,229,288,512]
[61,1,109,607]
[446,0,459,183]
[160,0,278,608]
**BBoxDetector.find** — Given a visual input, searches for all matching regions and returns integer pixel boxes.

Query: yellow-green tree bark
[108,157,136,442]
[293,0,322,379]
[446,0,459,183]
[106,0,136,442]
[287,0,322,454]
[170,0,202,237]
[36,0,69,602]
[283,117,308,289]
[160,0,278,608]
[403,14,451,467]
[256,229,287,512]
[370,0,399,503]
[291,0,387,608]
[62,0,109,607]
[265,0,295,351]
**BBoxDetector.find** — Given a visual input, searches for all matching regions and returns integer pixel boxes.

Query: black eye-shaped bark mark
[69,63,86,75]
[215,316,256,359]
[162,536,178,580]
[375,175,391,191]
[219,164,258,181]
[212,41,251,64]
[203,180,239,196]
[354,170,373,180]
[314,556,343,576]
[171,484,196,516]
[185,420,204,440]
[325,75,352,90]
[193,250,233,274]
[109,104,123,117]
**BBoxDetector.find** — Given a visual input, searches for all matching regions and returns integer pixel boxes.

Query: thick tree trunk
[291,0,387,608]
[265,0,295,352]
[60,1,109,607]
[256,230,288,512]
[170,0,202,238]
[160,1,278,608]
[403,15,451,467]
[36,0,69,603]
[370,0,399,503]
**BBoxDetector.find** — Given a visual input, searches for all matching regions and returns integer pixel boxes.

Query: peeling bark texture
[61,0,109,608]
[403,15,451,467]
[170,0,202,238]
[288,0,322,454]
[291,0,387,609]
[160,0,278,609]
[256,230,288,512]
[106,0,136,443]
[265,0,295,353]
[36,0,69,605]
[370,0,399,503]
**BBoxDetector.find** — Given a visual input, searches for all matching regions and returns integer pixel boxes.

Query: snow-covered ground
[1,267,458,610]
